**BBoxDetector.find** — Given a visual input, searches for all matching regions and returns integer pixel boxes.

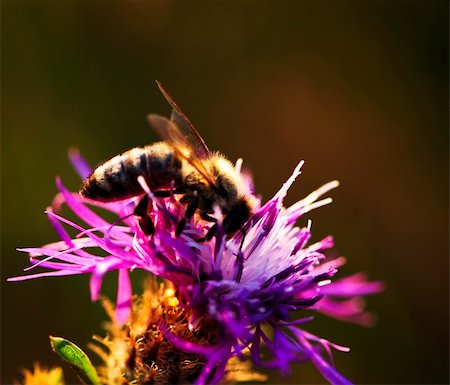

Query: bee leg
[205,223,218,241]
[238,228,247,251]
[133,194,150,217]
[200,212,217,222]
[173,186,187,195]
[234,250,245,282]
[198,212,218,241]
[176,192,199,237]
[179,195,191,205]
[152,186,186,198]
[196,224,216,243]
[138,216,155,236]
[153,190,171,198]
[133,195,155,236]
[232,229,247,282]
[185,192,199,218]
[175,218,186,237]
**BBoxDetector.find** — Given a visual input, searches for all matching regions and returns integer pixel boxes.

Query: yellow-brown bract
[80,81,256,236]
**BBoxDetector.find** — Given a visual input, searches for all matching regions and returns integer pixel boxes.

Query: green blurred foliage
[2,1,448,384]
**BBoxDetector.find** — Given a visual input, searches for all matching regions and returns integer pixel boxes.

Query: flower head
[11,150,383,385]
[90,278,266,385]
[15,363,64,385]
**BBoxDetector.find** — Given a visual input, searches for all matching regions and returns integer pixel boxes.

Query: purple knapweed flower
[11,150,383,385]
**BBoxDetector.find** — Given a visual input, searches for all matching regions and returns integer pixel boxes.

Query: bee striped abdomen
[80,142,182,202]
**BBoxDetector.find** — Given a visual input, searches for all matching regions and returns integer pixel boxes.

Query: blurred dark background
[2,1,448,384]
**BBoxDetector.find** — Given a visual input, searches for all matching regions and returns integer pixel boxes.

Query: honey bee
[80,81,256,237]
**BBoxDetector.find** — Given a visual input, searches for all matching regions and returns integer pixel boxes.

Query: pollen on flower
[90,278,265,385]
[163,287,179,307]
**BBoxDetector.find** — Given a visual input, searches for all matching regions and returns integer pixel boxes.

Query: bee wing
[156,81,210,158]
[147,114,217,187]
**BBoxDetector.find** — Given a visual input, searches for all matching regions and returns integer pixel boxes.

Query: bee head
[209,156,257,233]
[222,197,254,234]
[183,154,257,233]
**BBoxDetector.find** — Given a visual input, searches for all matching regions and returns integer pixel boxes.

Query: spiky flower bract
[11,151,383,385]
[15,363,64,385]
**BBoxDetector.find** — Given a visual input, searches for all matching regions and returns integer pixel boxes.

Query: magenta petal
[90,268,105,301]
[46,211,137,264]
[194,350,229,385]
[318,297,377,327]
[321,273,385,297]
[27,259,87,271]
[292,328,353,385]
[20,247,97,269]
[46,209,102,259]
[68,148,92,180]
[115,268,132,324]
[55,178,132,243]
[8,269,83,281]
[89,259,123,302]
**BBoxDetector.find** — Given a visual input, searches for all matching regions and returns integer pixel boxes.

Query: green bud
[49,336,101,385]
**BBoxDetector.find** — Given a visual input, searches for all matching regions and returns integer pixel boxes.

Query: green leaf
[49,336,101,385]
